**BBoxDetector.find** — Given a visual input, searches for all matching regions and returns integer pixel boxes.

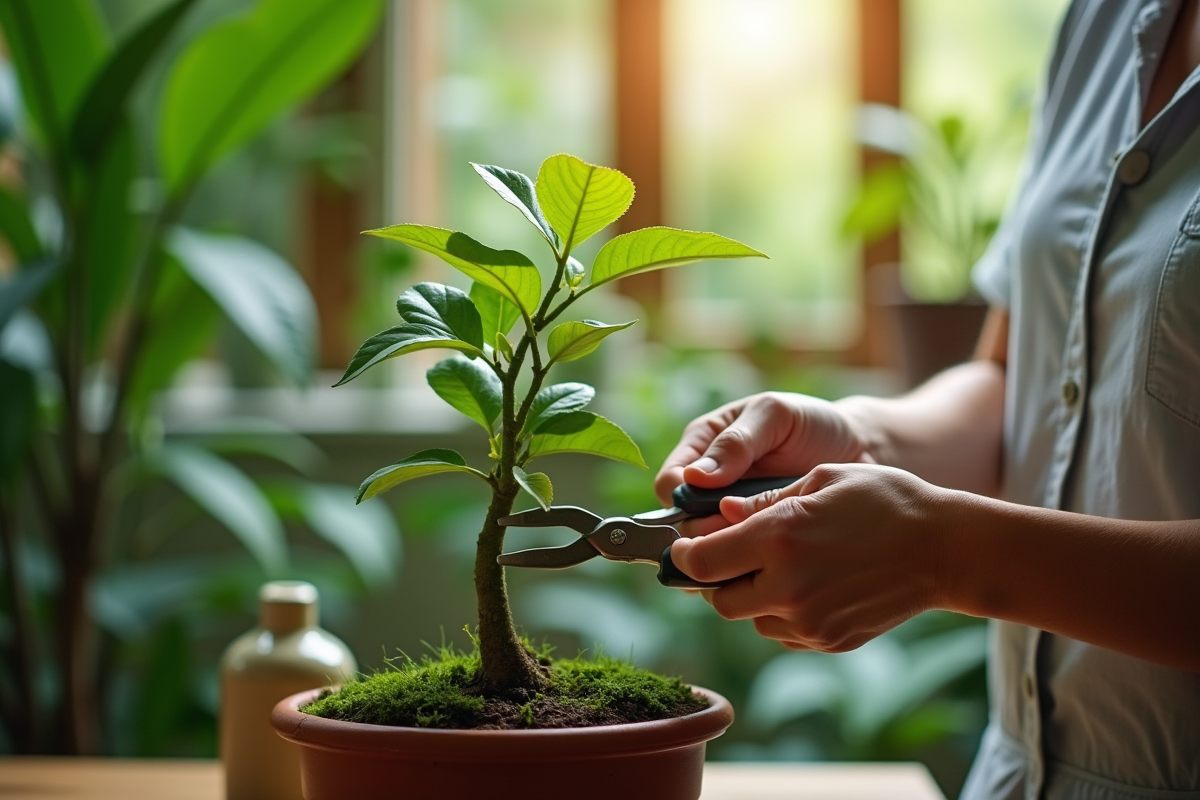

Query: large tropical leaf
[521,382,595,438]
[84,121,137,349]
[546,319,635,364]
[0,360,35,481]
[396,282,483,350]
[527,411,646,468]
[589,227,766,288]
[335,324,483,387]
[470,162,558,250]
[426,356,502,432]
[535,154,634,252]
[0,185,41,263]
[356,448,486,502]
[365,225,541,316]
[0,260,59,334]
[169,227,316,387]
[159,0,382,194]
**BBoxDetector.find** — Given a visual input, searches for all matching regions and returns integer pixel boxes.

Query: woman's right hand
[654,392,876,511]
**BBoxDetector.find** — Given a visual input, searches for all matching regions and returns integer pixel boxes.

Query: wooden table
[0,758,945,799]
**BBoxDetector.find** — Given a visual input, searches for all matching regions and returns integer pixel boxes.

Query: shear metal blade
[629,506,689,525]
[498,506,603,534]
[497,536,600,569]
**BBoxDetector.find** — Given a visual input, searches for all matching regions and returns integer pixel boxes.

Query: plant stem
[0,491,38,752]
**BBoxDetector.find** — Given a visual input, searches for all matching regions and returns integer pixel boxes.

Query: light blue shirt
[965,1,1200,798]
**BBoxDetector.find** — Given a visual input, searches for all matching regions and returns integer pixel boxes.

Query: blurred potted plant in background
[0,0,391,755]
[843,99,1029,387]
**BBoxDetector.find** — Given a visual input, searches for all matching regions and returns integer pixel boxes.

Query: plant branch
[0,489,38,751]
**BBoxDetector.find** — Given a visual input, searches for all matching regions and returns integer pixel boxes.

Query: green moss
[301,647,708,730]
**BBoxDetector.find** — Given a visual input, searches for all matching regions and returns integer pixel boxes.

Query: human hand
[654,392,874,510]
[670,463,955,651]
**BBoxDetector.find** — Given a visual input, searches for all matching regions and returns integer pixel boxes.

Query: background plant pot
[272,686,734,800]
[870,263,988,389]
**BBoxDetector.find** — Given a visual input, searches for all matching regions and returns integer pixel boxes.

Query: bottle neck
[260,601,317,634]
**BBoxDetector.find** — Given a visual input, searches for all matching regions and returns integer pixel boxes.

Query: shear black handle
[656,546,738,589]
[672,476,799,518]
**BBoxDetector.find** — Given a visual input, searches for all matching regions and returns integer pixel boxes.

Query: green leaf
[0,0,107,152]
[70,0,197,163]
[84,120,137,350]
[0,360,35,481]
[564,256,585,289]
[168,228,315,387]
[471,281,520,342]
[528,412,646,468]
[365,224,541,316]
[589,227,767,287]
[396,282,483,350]
[0,185,41,262]
[547,319,636,364]
[535,154,634,253]
[426,356,502,431]
[159,0,383,194]
[513,466,553,511]
[280,482,401,589]
[0,260,59,335]
[154,444,287,575]
[336,324,482,387]
[841,163,908,243]
[521,382,595,438]
[470,162,559,250]
[356,448,486,502]
[494,331,514,364]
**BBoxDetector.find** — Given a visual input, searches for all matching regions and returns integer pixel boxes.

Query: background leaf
[528,411,646,468]
[84,121,137,350]
[357,448,486,502]
[396,282,483,350]
[169,227,316,387]
[426,356,502,431]
[0,185,41,262]
[470,281,520,342]
[547,319,635,364]
[366,225,541,315]
[0,260,60,334]
[158,0,383,193]
[521,382,595,437]
[535,154,634,251]
[470,162,558,250]
[589,227,766,287]
[153,444,288,575]
[0,360,36,481]
[512,466,553,511]
[335,324,482,387]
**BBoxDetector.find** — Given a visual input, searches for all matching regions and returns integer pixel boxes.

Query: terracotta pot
[272,686,734,800]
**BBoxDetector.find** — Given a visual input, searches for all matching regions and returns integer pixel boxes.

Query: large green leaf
[521,382,595,438]
[396,282,483,350]
[158,0,382,194]
[535,154,634,252]
[365,225,541,316]
[0,360,35,481]
[513,466,553,511]
[426,356,502,432]
[154,444,287,575]
[70,0,197,163]
[357,448,486,502]
[169,227,315,387]
[335,324,482,387]
[528,411,646,468]
[0,0,107,152]
[589,227,767,287]
[470,162,559,250]
[84,120,137,350]
[547,319,635,364]
[0,185,40,262]
[470,281,520,343]
[0,260,59,335]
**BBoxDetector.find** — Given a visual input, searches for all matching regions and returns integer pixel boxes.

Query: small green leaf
[535,154,634,252]
[0,186,41,263]
[365,224,541,316]
[471,281,520,342]
[528,411,646,468]
[396,282,484,350]
[521,382,595,438]
[547,319,636,364]
[470,162,559,250]
[494,331,514,363]
[564,256,585,289]
[335,324,483,386]
[590,227,767,287]
[427,356,502,432]
[513,466,553,511]
[356,448,486,502]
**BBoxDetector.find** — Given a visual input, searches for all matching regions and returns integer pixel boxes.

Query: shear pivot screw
[609,529,627,545]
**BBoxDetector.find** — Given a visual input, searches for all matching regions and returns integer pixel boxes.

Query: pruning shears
[497,477,798,589]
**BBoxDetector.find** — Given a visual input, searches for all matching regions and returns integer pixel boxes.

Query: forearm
[943,491,1200,671]
[836,359,1006,495]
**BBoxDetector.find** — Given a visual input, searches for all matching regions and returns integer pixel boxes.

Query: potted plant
[271,153,766,799]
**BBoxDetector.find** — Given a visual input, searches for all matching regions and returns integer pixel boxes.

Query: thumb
[682,416,773,488]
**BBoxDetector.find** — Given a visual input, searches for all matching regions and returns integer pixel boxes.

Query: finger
[718,480,803,523]
[655,405,744,504]
[681,399,791,489]
[702,570,772,620]
[676,515,730,539]
[669,520,763,584]
[753,615,798,642]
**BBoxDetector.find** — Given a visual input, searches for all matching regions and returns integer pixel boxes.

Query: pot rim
[272,685,734,761]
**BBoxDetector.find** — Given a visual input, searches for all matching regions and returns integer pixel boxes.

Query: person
[655,1,1200,797]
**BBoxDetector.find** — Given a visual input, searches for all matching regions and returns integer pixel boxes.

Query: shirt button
[1022,673,1036,700]
[1061,379,1080,405]
[1117,149,1151,185]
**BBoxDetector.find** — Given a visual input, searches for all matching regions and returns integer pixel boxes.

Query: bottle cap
[259,581,318,633]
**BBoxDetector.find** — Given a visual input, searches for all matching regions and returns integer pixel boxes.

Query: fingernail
[691,456,718,473]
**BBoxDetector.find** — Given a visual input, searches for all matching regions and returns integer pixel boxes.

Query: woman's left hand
[669,463,957,652]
